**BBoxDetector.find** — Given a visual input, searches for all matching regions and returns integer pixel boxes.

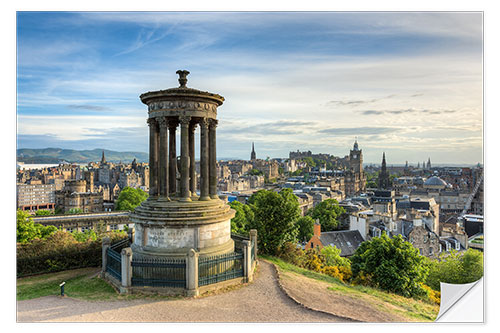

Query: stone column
[101,237,111,276]
[158,117,170,200]
[168,121,177,196]
[147,118,159,197]
[199,118,210,201]
[179,116,191,201]
[209,119,218,199]
[250,229,258,264]
[186,249,199,297]
[189,122,197,198]
[120,247,133,294]
[243,240,252,283]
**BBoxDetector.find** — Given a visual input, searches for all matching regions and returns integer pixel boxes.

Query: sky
[16,11,483,165]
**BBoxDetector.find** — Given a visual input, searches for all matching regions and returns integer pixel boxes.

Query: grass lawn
[16,267,180,301]
[261,255,439,322]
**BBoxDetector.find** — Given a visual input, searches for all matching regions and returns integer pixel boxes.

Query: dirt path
[17,261,349,323]
[275,265,407,322]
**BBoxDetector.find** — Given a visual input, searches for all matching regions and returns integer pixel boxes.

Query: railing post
[101,237,111,277]
[243,240,252,283]
[120,247,133,294]
[186,249,199,297]
[250,229,258,262]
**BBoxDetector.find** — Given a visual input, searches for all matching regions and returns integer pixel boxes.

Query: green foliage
[17,230,128,277]
[296,215,315,242]
[248,189,300,255]
[350,234,429,297]
[302,157,316,167]
[115,186,148,211]
[72,229,98,242]
[276,243,352,283]
[65,208,83,215]
[229,200,254,235]
[290,169,304,176]
[247,168,263,176]
[425,249,483,291]
[320,245,351,268]
[35,209,53,216]
[17,210,58,243]
[307,199,346,231]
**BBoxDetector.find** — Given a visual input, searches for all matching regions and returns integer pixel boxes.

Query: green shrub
[425,249,483,291]
[16,230,128,277]
[350,233,429,297]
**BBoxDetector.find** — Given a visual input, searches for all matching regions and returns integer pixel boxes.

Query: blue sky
[16,12,483,164]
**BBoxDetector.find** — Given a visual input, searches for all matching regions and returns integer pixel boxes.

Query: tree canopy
[229,200,254,235]
[350,233,429,297]
[17,210,58,243]
[296,215,315,243]
[115,187,149,211]
[247,189,300,255]
[425,249,483,291]
[307,199,345,231]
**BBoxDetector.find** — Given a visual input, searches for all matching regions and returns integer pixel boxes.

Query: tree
[307,199,346,231]
[65,208,83,215]
[350,233,429,297]
[425,249,483,291]
[321,245,350,268]
[248,189,300,255]
[115,187,149,211]
[35,209,53,216]
[247,168,263,176]
[296,215,315,242]
[17,209,57,243]
[229,200,254,235]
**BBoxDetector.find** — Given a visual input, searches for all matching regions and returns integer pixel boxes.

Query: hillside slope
[264,256,439,322]
[17,148,148,163]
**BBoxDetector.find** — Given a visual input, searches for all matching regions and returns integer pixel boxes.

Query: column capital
[157,117,169,128]
[146,118,157,127]
[200,117,209,128]
[179,115,191,126]
[209,119,218,129]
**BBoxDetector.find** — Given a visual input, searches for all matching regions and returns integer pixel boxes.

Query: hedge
[17,231,128,278]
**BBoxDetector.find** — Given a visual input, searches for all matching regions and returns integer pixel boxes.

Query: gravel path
[17,261,347,323]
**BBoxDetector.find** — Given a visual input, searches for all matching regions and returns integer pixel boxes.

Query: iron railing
[106,247,122,281]
[198,252,244,286]
[131,257,186,288]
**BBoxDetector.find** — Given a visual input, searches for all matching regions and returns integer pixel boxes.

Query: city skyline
[17,12,483,164]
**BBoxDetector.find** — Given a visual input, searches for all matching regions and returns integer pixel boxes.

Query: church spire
[101,150,107,164]
[251,142,256,160]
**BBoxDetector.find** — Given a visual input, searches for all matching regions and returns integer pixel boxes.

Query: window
[429,247,434,255]
[419,248,423,255]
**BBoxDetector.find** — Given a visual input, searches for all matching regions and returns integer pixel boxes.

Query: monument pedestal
[130,197,235,259]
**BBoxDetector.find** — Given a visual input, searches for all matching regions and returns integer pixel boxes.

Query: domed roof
[424,176,447,186]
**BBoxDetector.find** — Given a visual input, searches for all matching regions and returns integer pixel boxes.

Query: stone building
[305,223,364,257]
[343,140,366,197]
[55,180,104,213]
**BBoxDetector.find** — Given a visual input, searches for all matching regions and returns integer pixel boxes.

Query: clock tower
[349,139,363,174]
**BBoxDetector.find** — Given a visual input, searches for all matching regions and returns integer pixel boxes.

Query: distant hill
[17,148,148,164]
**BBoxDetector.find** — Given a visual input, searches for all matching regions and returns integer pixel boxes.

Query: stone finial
[176,70,190,88]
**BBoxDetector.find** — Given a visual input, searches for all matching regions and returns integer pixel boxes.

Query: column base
[199,196,211,201]
[158,195,171,202]
[210,194,219,200]
[179,197,192,202]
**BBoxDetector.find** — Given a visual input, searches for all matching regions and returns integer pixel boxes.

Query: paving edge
[267,260,361,323]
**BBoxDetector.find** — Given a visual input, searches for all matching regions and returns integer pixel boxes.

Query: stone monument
[130,70,235,259]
